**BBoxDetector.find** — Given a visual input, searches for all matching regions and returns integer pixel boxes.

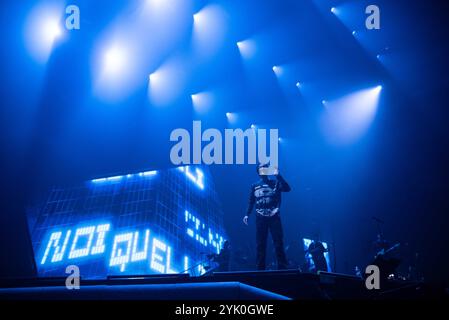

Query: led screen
[26,166,227,279]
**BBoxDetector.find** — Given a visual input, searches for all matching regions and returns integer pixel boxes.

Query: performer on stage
[373,233,390,255]
[307,236,328,273]
[243,163,291,270]
[370,233,401,282]
[208,240,231,272]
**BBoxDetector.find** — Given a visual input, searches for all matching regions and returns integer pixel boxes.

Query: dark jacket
[246,175,291,217]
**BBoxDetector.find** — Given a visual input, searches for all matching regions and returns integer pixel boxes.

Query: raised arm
[276,174,291,192]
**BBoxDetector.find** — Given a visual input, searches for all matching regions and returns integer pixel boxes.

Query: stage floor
[0,269,445,300]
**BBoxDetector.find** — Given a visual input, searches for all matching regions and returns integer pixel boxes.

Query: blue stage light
[192,5,228,58]
[145,0,174,12]
[296,82,301,89]
[237,39,257,59]
[352,30,357,36]
[148,57,188,106]
[321,86,383,145]
[24,3,64,63]
[272,65,283,77]
[149,72,158,82]
[193,11,200,23]
[92,37,141,102]
[331,7,337,14]
[225,112,237,124]
[191,92,214,114]
[43,19,62,42]
[103,45,127,76]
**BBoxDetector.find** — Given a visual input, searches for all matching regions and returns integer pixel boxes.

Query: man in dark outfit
[307,237,328,273]
[243,163,291,270]
[209,240,231,272]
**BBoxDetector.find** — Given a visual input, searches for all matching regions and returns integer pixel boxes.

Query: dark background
[1,0,449,285]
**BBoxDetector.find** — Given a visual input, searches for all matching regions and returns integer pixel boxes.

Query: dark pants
[256,214,288,270]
